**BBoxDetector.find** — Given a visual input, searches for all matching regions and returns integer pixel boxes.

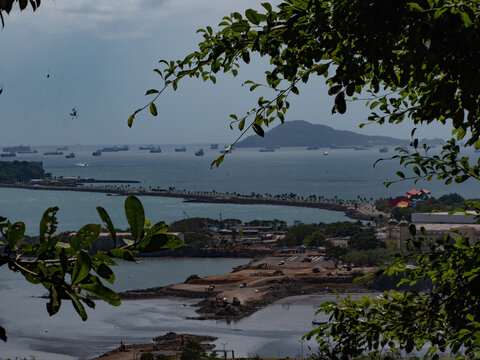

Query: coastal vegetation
[0,161,45,183]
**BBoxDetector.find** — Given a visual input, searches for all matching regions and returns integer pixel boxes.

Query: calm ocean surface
[1,145,475,359]
[1,144,478,234]
[0,258,340,360]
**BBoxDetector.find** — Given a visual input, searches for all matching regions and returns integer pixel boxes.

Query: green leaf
[335,92,346,114]
[96,207,117,247]
[242,51,250,64]
[328,85,342,95]
[252,123,264,137]
[145,89,159,95]
[108,248,137,262]
[78,281,121,306]
[127,115,134,128]
[396,171,406,179]
[245,9,262,25]
[19,0,28,10]
[72,251,92,285]
[95,263,115,284]
[132,233,183,253]
[239,118,246,130]
[39,207,59,243]
[150,102,158,116]
[434,7,447,20]
[261,2,272,12]
[211,154,225,168]
[459,12,473,27]
[66,290,88,321]
[0,325,6,342]
[70,224,101,251]
[6,222,25,250]
[407,2,424,12]
[145,221,168,237]
[124,196,145,241]
[46,285,61,316]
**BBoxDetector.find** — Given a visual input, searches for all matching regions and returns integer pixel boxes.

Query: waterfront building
[388,212,480,248]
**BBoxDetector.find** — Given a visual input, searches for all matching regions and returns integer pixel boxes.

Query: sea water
[0,145,478,358]
[1,145,479,234]
[0,258,339,360]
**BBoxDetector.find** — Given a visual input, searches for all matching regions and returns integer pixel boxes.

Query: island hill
[235,120,444,148]
[0,160,45,183]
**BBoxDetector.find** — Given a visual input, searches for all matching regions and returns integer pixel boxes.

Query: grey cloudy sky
[0,0,454,146]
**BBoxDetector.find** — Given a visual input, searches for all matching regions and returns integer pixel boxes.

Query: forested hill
[236,120,438,148]
[0,161,45,183]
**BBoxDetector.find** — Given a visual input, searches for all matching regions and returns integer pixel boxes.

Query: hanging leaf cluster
[0,195,183,342]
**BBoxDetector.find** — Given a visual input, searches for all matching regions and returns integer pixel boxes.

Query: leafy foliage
[0,195,183,341]
[180,339,207,360]
[348,231,386,251]
[0,0,41,28]
[307,230,480,359]
[131,0,480,172]
[124,0,480,357]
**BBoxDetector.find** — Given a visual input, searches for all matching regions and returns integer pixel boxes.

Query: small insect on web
[70,108,79,120]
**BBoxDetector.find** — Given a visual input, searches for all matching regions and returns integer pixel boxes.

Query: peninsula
[119,254,372,321]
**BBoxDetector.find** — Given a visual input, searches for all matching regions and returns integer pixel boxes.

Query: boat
[150,146,162,153]
[210,144,219,150]
[174,146,187,152]
[57,146,68,151]
[74,163,89,167]
[312,320,327,325]
[92,150,102,156]
[117,145,129,151]
[65,152,75,158]
[379,146,388,153]
[1,152,16,158]
[259,148,275,152]
[195,149,204,156]
[354,146,370,151]
[3,145,31,152]
[307,146,319,150]
[17,149,38,154]
[43,151,63,155]
[139,145,155,150]
[324,151,329,155]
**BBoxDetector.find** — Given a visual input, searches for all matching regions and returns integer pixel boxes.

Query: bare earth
[92,254,374,359]
[119,255,373,320]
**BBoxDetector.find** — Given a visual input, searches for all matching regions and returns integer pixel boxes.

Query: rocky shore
[119,256,372,321]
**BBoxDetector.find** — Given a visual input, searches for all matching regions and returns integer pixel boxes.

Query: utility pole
[299,339,304,359]
[221,342,228,359]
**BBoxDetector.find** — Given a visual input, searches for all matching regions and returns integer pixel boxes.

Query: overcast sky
[0,0,454,146]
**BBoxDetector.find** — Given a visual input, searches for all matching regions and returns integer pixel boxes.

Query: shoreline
[0,183,385,221]
[117,256,372,322]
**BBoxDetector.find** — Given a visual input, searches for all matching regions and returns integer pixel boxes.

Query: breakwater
[0,183,385,221]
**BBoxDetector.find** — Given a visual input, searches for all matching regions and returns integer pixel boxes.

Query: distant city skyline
[0,1,454,146]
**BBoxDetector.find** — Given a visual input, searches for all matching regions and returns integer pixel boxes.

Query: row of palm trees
[81,183,376,205]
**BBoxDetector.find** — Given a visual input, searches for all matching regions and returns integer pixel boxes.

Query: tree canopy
[0,0,41,28]
[128,0,480,358]
[131,0,480,175]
